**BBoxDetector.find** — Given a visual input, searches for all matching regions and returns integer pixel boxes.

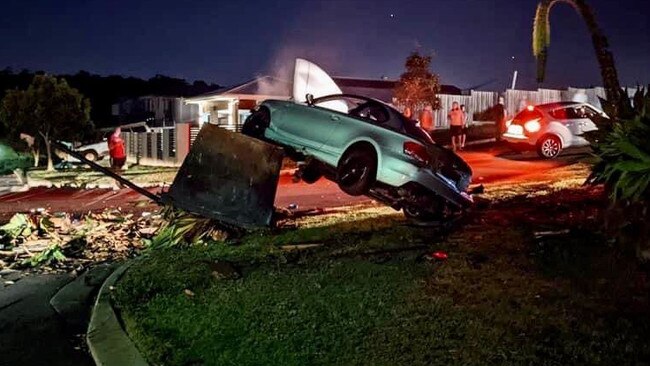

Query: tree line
[0,68,221,129]
[0,69,222,171]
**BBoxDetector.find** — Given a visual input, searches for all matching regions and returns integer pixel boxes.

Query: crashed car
[242,93,473,221]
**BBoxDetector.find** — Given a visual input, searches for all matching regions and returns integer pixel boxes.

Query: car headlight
[524,119,541,133]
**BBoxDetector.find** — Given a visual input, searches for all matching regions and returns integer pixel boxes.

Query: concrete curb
[86,261,149,366]
[50,263,119,328]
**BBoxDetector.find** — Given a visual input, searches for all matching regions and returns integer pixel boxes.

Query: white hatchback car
[502,102,608,158]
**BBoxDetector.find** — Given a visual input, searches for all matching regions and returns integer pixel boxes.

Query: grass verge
[113,188,650,365]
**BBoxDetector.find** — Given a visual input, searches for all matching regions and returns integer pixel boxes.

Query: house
[111,96,200,166]
[183,75,462,132]
[117,75,464,166]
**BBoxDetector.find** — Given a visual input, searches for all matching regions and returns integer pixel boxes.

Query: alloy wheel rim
[340,159,367,185]
[541,138,560,157]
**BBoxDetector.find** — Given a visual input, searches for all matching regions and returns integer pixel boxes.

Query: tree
[0,75,91,171]
[394,51,441,112]
[532,0,622,108]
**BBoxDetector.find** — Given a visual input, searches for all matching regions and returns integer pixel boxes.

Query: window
[513,108,543,124]
[349,102,389,123]
[550,105,598,120]
[313,95,389,124]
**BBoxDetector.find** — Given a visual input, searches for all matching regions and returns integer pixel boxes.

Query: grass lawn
[113,187,650,365]
[27,165,179,186]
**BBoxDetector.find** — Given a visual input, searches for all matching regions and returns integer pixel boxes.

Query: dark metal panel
[164,124,284,228]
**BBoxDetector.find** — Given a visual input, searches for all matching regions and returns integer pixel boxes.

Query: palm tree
[533,0,622,106]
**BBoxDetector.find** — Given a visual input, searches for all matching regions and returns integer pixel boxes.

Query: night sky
[1,0,648,90]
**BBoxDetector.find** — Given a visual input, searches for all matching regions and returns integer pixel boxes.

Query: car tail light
[524,118,541,133]
[507,124,524,135]
[403,141,430,165]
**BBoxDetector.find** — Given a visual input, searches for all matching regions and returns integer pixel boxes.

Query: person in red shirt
[418,104,434,137]
[107,127,126,171]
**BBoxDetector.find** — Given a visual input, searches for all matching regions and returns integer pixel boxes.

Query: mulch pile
[0,208,163,273]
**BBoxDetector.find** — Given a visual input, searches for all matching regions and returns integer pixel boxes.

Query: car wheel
[300,161,323,184]
[242,108,270,138]
[336,146,376,196]
[536,135,562,159]
[83,150,98,162]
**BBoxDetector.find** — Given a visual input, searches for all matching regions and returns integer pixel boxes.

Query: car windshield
[313,96,389,123]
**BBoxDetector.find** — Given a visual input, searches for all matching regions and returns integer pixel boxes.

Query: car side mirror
[305,94,314,106]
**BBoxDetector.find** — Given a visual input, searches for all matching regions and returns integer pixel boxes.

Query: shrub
[588,86,650,261]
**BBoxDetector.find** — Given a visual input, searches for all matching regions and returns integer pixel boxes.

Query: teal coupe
[243,94,473,221]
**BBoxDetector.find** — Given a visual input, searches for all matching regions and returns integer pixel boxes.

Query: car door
[579,105,601,133]
[278,101,343,153]
[320,100,390,160]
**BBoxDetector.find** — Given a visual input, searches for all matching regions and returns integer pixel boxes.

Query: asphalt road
[0,146,589,219]
[0,273,94,366]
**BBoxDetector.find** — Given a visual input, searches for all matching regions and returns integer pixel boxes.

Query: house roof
[185,76,291,102]
[186,75,462,104]
[333,77,462,102]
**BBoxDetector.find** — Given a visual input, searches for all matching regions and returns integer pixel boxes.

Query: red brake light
[403,141,430,165]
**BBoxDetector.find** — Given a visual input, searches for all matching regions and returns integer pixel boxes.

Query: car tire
[300,161,323,184]
[242,107,270,138]
[82,150,98,162]
[336,146,376,196]
[403,206,443,223]
[536,135,562,159]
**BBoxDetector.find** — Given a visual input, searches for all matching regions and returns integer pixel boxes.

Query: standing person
[493,96,507,141]
[107,127,126,171]
[419,104,435,137]
[448,101,464,151]
[460,104,469,150]
[403,106,413,120]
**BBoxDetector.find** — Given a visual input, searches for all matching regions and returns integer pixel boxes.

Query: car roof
[535,101,587,110]
[312,93,391,107]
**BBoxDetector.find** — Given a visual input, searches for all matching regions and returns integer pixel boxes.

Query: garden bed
[113,186,650,365]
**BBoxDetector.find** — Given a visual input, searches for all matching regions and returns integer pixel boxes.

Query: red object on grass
[432,251,448,260]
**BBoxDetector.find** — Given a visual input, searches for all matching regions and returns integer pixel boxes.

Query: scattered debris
[280,243,323,251]
[425,251,448,262]
[0,208,164,272]
[534,229,571,239]
[209,261,241,280]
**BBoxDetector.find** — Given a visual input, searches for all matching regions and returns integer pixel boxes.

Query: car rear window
[513,109,543,124]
